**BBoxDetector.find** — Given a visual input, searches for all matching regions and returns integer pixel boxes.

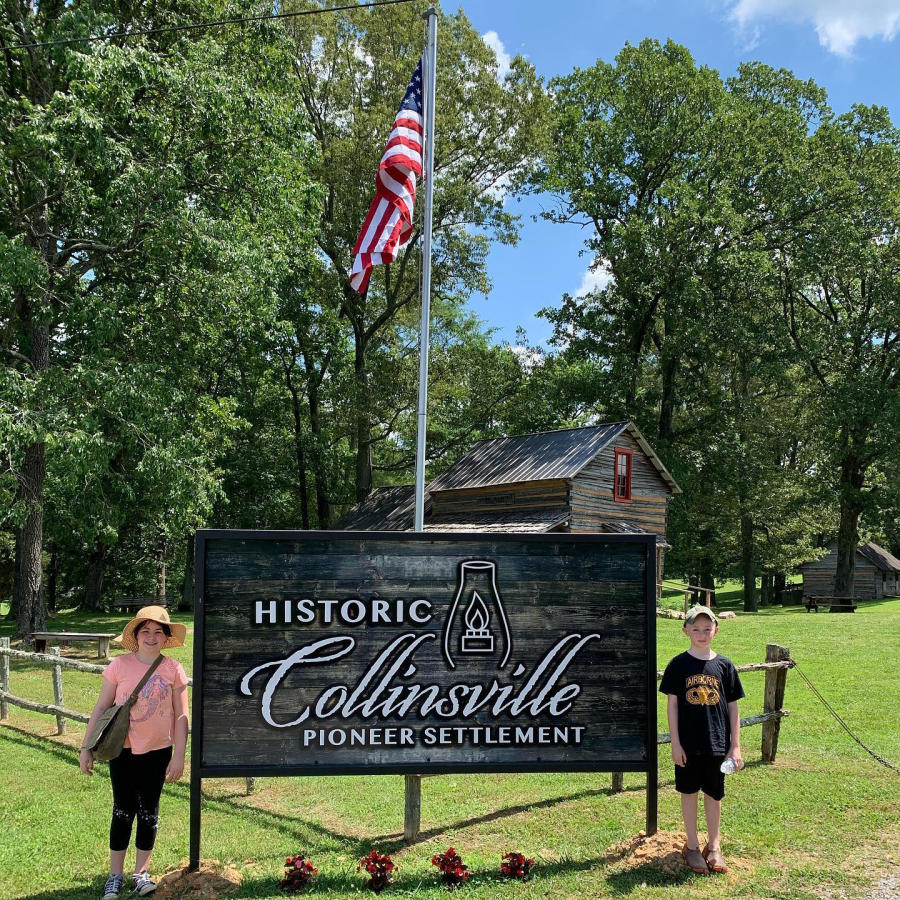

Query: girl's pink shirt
[102,654,188,754]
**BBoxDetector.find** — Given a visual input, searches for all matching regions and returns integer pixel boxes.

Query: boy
[660,605,744,874]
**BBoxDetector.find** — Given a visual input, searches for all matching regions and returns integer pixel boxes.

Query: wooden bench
[110,597,170,613]
[804,596,820,612]
[29,632,117,658]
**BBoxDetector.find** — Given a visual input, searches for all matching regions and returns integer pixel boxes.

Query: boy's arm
[667,694,686,766]
[727,699,743,769]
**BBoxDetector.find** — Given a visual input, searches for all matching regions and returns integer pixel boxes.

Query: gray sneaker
[131,872,156,896]
[101,874,124,900]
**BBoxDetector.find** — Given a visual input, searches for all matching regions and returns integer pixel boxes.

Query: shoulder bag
[83,654,165,761]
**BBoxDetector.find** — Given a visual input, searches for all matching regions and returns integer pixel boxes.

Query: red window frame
[614,447,633,502]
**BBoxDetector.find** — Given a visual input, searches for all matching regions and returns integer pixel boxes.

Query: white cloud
[482,30,512,79]
[727,0,900,56]
[575,262,613,297]
[510,343,545,373]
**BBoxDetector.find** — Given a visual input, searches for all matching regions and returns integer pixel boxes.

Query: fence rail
[1,637,792,794]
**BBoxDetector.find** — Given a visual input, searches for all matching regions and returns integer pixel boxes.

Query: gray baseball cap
[684,604,718,625]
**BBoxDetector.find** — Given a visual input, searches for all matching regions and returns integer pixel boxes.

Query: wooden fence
[0,637,792,796]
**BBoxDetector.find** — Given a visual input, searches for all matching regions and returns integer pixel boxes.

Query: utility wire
[1,0,418,52]
[791,660,898,773]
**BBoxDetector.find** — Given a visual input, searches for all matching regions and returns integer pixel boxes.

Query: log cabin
[334,422,681,588]
[798,541,900,600]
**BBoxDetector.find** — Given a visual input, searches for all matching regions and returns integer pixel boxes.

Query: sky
[450,0,900,346]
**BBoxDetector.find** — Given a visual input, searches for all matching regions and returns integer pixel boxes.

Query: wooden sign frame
[189,530,657,867]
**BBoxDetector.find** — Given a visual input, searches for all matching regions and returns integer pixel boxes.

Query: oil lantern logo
[442,560,512,669]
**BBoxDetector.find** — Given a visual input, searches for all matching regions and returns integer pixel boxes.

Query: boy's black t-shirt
[659,651,745,756]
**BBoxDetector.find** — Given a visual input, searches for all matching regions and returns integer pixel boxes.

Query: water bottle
[720,758,738,775]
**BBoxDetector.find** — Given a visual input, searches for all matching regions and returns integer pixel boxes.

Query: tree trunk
[700,570,716,607]
[740,510,757,612]
[774,573,786,605]
[354,342,372,502]
[14,317,50,638]
[156,541,167,601]
[760,574,773,607]
[180,533,195,611]
[657,314,679,443]
[285,365,311,529]
[84,538,108,611]
[834,452,865,599]
[15,437,47,637]
[46,542,58,614]
[304,353,330,528]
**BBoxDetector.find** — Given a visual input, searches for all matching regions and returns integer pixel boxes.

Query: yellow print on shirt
[685,673,721,706]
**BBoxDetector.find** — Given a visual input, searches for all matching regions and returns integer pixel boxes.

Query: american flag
[349,58,424,294]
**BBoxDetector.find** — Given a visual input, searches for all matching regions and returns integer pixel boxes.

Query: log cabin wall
[800,546,880,599]
[567,433,671,538]
[430,480,569,518]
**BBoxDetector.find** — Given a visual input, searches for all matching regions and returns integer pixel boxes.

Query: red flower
[432,847,469,888]
[280,853,318,893]
[358,849,396,893]
[500,851,535,880]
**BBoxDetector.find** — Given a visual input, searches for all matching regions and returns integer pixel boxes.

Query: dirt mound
[603,830,751,878]
[154,860,242,899]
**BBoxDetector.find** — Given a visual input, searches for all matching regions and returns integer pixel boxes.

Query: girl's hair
[136,619,172,638]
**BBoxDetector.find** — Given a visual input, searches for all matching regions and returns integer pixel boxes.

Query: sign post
[189,530,656,868]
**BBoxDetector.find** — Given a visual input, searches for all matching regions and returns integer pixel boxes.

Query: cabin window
[614,448,633,501]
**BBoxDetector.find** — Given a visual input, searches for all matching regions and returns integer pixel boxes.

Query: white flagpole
[414,7,438,533]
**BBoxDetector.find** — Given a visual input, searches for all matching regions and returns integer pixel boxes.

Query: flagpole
[413,7,437,533]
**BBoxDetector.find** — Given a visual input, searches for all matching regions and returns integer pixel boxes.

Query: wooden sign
[192,530,657,778]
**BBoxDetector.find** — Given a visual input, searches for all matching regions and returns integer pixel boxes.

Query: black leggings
[108,746,172,852]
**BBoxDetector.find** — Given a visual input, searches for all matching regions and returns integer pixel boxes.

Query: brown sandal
[681,843,709,874]
[702,844,728,873]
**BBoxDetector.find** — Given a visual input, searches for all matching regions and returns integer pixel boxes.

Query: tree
[531,43,856,609]
[767,105,900,596]
[1,1,320,629]
[283,0,548,501]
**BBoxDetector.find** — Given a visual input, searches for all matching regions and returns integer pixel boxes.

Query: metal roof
[333,489,570,534]
[858,541,900,572]
[601,520,671,549]
[427,422,680,494]
[331,485,423,532]
[427,423,627,491]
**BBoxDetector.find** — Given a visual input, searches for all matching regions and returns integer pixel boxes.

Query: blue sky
[453,0,900,346]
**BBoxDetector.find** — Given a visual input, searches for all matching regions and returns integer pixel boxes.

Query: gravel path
[869,872,900,900]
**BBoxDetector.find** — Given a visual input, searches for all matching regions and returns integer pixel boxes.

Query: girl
[80,606,189,898]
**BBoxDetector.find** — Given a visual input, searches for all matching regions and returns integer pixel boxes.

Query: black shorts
[674,754,726,800]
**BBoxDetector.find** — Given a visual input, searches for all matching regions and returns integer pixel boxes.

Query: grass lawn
[1,599,898,899]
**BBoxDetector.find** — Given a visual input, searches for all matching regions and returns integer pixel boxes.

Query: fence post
[610,772,624,792]
[50,646,66,735]
[245,777,256,795]
[0,637,9,720]
[761,643,789,763]
[404,774,421,841]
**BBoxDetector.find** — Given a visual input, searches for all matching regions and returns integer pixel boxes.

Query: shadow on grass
[3,725,649,865]
[5,871,368,900]
[369,785,619,853]
[605,861,696,894]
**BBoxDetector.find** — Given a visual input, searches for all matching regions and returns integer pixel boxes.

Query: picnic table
[29,632,117,659]
[806,595,857,613]
[110,597,170,613]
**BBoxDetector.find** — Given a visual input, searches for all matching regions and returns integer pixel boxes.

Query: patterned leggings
[108,746,172,852]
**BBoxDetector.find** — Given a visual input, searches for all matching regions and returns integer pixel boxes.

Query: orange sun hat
[117,605,187,652]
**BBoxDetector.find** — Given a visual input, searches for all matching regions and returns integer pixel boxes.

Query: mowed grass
[1,600,899,900]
